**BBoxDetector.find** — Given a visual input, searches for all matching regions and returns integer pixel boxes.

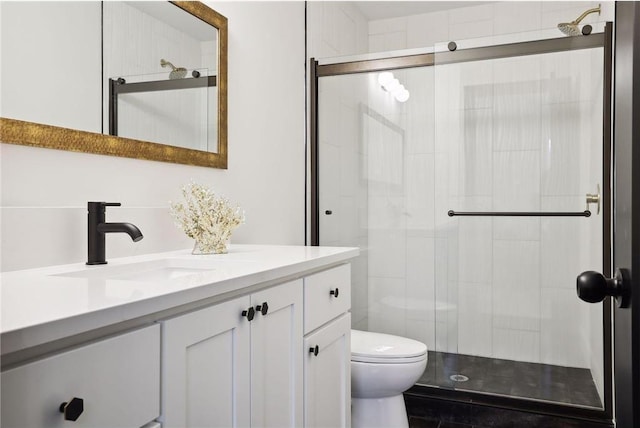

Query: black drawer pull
[242,307,255,321]
[256,302,269,316]
[309,345,319,356]
[59,397,84,421]
[330,288,339,298]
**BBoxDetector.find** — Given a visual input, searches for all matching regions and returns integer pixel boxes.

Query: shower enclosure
[311,23,612,420]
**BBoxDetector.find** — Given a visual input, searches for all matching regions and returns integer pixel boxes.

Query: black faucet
[87,202,143,265]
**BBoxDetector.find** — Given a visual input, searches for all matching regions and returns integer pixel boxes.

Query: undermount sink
[54,258,221,282]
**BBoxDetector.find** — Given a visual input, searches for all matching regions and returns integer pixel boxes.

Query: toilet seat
[351,330,427,364]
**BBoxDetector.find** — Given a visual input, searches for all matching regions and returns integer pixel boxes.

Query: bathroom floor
[409,418,485,428]
[416,351,602,408]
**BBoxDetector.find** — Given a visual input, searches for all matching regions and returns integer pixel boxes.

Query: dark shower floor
[417,351,602,408]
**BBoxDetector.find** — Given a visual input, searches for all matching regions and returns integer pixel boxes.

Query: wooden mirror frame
[0,1,228,169]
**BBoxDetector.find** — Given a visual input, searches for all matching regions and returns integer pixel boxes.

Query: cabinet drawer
[304,264,351,334]
[2,324,160,428]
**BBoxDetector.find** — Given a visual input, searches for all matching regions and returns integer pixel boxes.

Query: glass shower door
[317,65,437,352]
[430,34,606,408]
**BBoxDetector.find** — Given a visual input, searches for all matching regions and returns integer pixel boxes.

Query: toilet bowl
[351,330,427,428]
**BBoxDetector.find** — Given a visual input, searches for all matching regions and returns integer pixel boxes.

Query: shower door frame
[309,23,613,423]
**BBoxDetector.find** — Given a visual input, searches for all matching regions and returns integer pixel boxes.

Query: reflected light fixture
[378,71,410,102]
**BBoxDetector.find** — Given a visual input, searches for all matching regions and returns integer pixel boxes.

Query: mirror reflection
[104,1,219,152]
[0,1,227,168]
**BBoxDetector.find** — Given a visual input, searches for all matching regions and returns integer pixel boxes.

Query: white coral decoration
[170,182,244,254]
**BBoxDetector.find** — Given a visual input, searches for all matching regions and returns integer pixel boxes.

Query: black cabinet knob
[330,288,339,298]
[256,302,269,316]
[242,307,255,321]
[325,210,333,215]
[577,268,631,308]
[309,345,319,356]
[59,397,84,421]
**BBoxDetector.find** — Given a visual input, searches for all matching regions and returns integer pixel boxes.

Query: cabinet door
[251,280,303,428]
[304,313,351,428]
[1,325,160,428]
[162,296,251,428]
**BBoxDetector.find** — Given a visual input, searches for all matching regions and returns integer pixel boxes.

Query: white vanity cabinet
[161,279,303,428]
[0,245,359,428]
[303,264,352,428]
[1,325,160,428]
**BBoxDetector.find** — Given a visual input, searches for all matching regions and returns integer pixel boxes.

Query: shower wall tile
[493,288,541,332]
[541,103,586,196]
[458,217,492,284]
[369,32,407,54]
[461,108,493,196]
[493,151,541,211]
[540,288,590,368]
[493,2,542,35]
[493,218,541,241]
[446,280,460,354]
[493,80,541,152]
[463,83,493,110]
[450,20,494,43]
[540,196,584,290]
[493,240,541,291]
[406,236,436,322]
[406,154,436,232]
[368,229,406,278]
[492,328,541,363]
[339,196,359,244]
[406,11,449,49]
[369,16,407,35]
[448,4,495,24]
[458,282,493,357]
[405,320,436,350]
[368,276,407,336]
[367,195,406,228]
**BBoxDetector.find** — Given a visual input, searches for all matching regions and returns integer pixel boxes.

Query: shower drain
[449,374,469,382]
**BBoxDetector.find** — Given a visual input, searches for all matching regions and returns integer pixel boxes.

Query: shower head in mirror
[160,58,187,79]
[558,4,600,36]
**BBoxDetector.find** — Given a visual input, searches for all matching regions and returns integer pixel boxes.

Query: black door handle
[309,345,319,356]
[577,268,631,308]
[330,288,339,298]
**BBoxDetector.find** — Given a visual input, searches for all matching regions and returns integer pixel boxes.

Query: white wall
[0,2,102,132]
[0,1,306,272]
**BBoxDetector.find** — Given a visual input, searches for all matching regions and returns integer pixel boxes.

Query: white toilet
[351,330,428,428]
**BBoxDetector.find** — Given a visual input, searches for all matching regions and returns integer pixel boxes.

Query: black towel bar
[447,210,591,217]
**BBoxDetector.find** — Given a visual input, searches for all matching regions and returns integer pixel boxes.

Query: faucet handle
[88,202,122,211]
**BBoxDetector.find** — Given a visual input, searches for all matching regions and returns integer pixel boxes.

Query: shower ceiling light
[396,89,410,102]
[378,72,410,103]
[378,71,394,86]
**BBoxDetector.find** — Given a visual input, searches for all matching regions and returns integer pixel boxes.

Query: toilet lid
[351,330,427,362]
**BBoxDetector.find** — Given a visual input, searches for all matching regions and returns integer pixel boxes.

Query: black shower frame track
[108,75,217,136]
[309,22,614,423]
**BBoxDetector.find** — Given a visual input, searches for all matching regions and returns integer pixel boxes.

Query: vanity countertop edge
[1,244,359,359]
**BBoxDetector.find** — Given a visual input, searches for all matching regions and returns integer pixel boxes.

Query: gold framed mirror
[0,1,228,169]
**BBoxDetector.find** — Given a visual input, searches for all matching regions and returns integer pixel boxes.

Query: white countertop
[1,244,358,356]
